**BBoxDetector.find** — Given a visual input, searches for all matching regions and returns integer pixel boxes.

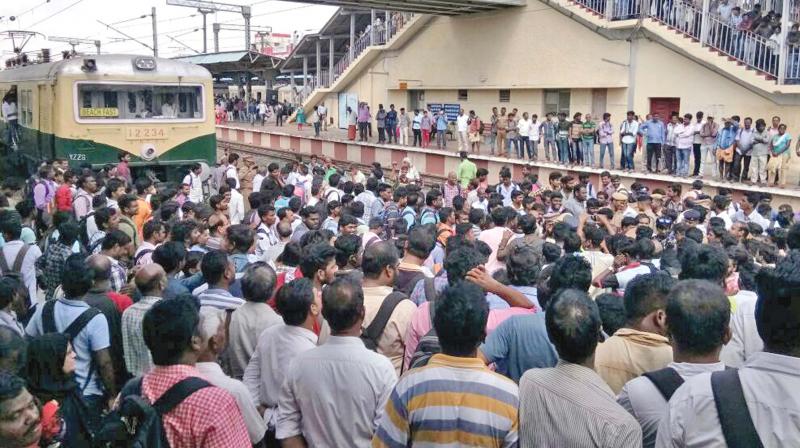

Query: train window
[75,83,203,121]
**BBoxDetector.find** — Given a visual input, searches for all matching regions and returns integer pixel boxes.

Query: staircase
[299,13,433,112]
[543,0,800,95]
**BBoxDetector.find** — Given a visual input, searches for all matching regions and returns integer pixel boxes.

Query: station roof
[174,50,283,75]
[282,0,525,15]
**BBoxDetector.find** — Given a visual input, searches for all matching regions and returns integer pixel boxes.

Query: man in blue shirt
[716,118,738,181]
[639,113,666,173]
[25,254,116,431]
[435,110,449,150]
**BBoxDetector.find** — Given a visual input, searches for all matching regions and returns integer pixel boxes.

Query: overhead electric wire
[13,0,52,19]
[27,0,87,28]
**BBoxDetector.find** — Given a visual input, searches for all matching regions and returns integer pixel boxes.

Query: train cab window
[76,83,203,121]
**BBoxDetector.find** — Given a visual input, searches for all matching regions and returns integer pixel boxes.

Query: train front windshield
[76,83,204,121]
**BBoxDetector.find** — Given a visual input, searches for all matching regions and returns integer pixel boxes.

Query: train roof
[0,54,211,83]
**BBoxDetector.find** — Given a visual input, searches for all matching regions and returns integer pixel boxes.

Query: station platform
[216,122,800,209]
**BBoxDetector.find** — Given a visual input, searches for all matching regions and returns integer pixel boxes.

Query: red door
[649,97,681,119]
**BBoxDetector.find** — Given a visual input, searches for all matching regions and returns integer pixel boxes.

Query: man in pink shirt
[404,246,536,370]
[479,207,519,274]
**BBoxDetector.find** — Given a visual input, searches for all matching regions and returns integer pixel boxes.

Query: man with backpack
[73,174,97,221]
[361,241,417,374]
[418,190,442,226]
[657,251,800,447]
[25,254,116,432]
[0,210,41,304]
[394,226,436,295]
[618,280,729,448]
[111,296,250,447]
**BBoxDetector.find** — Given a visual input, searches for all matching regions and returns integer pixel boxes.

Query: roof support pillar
[316,39,322,87]
[349,13,355,61]
[370,9,376,45]
[329,36,335,86]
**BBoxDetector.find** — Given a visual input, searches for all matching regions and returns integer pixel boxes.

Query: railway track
[218,140,449,187]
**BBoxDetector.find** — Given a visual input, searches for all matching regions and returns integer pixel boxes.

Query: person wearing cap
[650,192,665,216]
[636,194,657,229]
[682,208,705,234]
[699,115,719,178]
[611,191,631,229]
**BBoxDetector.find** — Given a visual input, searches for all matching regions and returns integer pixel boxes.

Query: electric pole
[152,7,158,57]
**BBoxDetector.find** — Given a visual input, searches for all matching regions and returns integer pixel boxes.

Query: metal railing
[304,12,416,104]
[569,0,796,82]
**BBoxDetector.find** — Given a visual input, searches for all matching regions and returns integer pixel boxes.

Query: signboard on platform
[427,103,460,121]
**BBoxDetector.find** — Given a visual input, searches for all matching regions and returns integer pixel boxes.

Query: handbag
[717,146,734,163]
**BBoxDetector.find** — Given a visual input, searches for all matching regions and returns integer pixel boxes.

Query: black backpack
[642,367,684,401]
[361,291,407,351]
[408,278,441,369]
[94,376,212,448]
[41,300,101,393]
[711,369,764,448]
[78,210,96,249]
[0,245,30,281]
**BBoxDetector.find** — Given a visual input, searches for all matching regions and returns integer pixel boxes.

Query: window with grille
[499,89,511,103]
[544,89,571,115]
[458,89,468,101]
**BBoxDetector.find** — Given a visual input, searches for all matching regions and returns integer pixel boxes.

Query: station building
[281,0,800,138]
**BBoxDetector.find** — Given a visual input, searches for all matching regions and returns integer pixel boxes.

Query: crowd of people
[2,146,798,447]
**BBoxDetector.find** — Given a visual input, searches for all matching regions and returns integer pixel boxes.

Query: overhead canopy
[281,0,525,15]
[174,50,283,75]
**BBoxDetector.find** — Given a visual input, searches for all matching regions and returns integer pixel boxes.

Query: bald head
[87,254,111,282]
[135,264,167,297]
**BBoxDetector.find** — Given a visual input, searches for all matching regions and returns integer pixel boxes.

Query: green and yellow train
[0,54,216,180]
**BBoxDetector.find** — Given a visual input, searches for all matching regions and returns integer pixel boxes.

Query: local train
[0,54,216,181]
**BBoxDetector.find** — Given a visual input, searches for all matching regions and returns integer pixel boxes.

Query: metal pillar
[699,0,710,45]
[290,71,296,104]
[243,5,252,51]
[213,23,220,53]
[349,14,355,60]
[778,0,791,83]
[370,9,376,46]
[94,40,101,54]
[316,40,322,87]
[385,10,390,42]
[152,7,158,57]
[329,37,335,86]
[199,10,212,53]
[303,56,308,89]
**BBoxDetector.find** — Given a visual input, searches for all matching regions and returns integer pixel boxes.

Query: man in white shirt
[277,278,396,447]
[0,214,42,305]
[619,280,729,448]
[182,163,204,204]
[317,103,328,131]
[255,205,278,259]
[456,109,469,152]
[733,192,769,233]
[518,112,533,160]
[656,252,800,447]
[226,178,245,225]
[225,153,241,189]
[196,306,267,445]
[244,278,320,443]
[161,97,177,118]
[529,114,541,160]
[709,195,733,230]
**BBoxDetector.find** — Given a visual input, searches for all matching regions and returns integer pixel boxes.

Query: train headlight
[140,144,157,161]
[134,57,156,71]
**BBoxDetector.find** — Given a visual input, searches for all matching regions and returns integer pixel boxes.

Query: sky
[0,0,337,62]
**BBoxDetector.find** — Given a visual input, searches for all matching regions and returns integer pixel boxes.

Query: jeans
[436,130,447,148]
[701,143,717,177]
[646,143,662,172]
[676,147,691,176]
[276,114,283,126]
[387,125,396,143]
[313,122,321,137]
[378,127,386,142]
[507,136,520,157]
[570,139,582,164]
[519,136,531,159]
[486,133,497,153]
[663,145,676,174]
[732,152,751,181]
[557,138,570,163]
[358,122,369,141]
[5,120,19,148]
[413,129,421,146]
[544,139,557,161]
[599,143,614,168]
[529,140,539,160]
[581,140,595,166]
[621,143,636,170]
[692,143,702,176]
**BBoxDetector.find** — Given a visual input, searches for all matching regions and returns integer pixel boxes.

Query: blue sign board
[427,103,460,121]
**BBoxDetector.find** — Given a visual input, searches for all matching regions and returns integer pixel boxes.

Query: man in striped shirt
[518,289,641,447]
[373,281,519,447]
[197,250,245,311]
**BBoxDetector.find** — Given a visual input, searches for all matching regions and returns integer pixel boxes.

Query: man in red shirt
[140,297,250,447]
[116,153,132,186]
[54,169,75,213]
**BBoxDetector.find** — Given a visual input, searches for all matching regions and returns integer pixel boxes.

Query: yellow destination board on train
[79,107,119,118]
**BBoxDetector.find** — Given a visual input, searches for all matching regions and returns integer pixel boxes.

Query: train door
[37,84,55,161]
